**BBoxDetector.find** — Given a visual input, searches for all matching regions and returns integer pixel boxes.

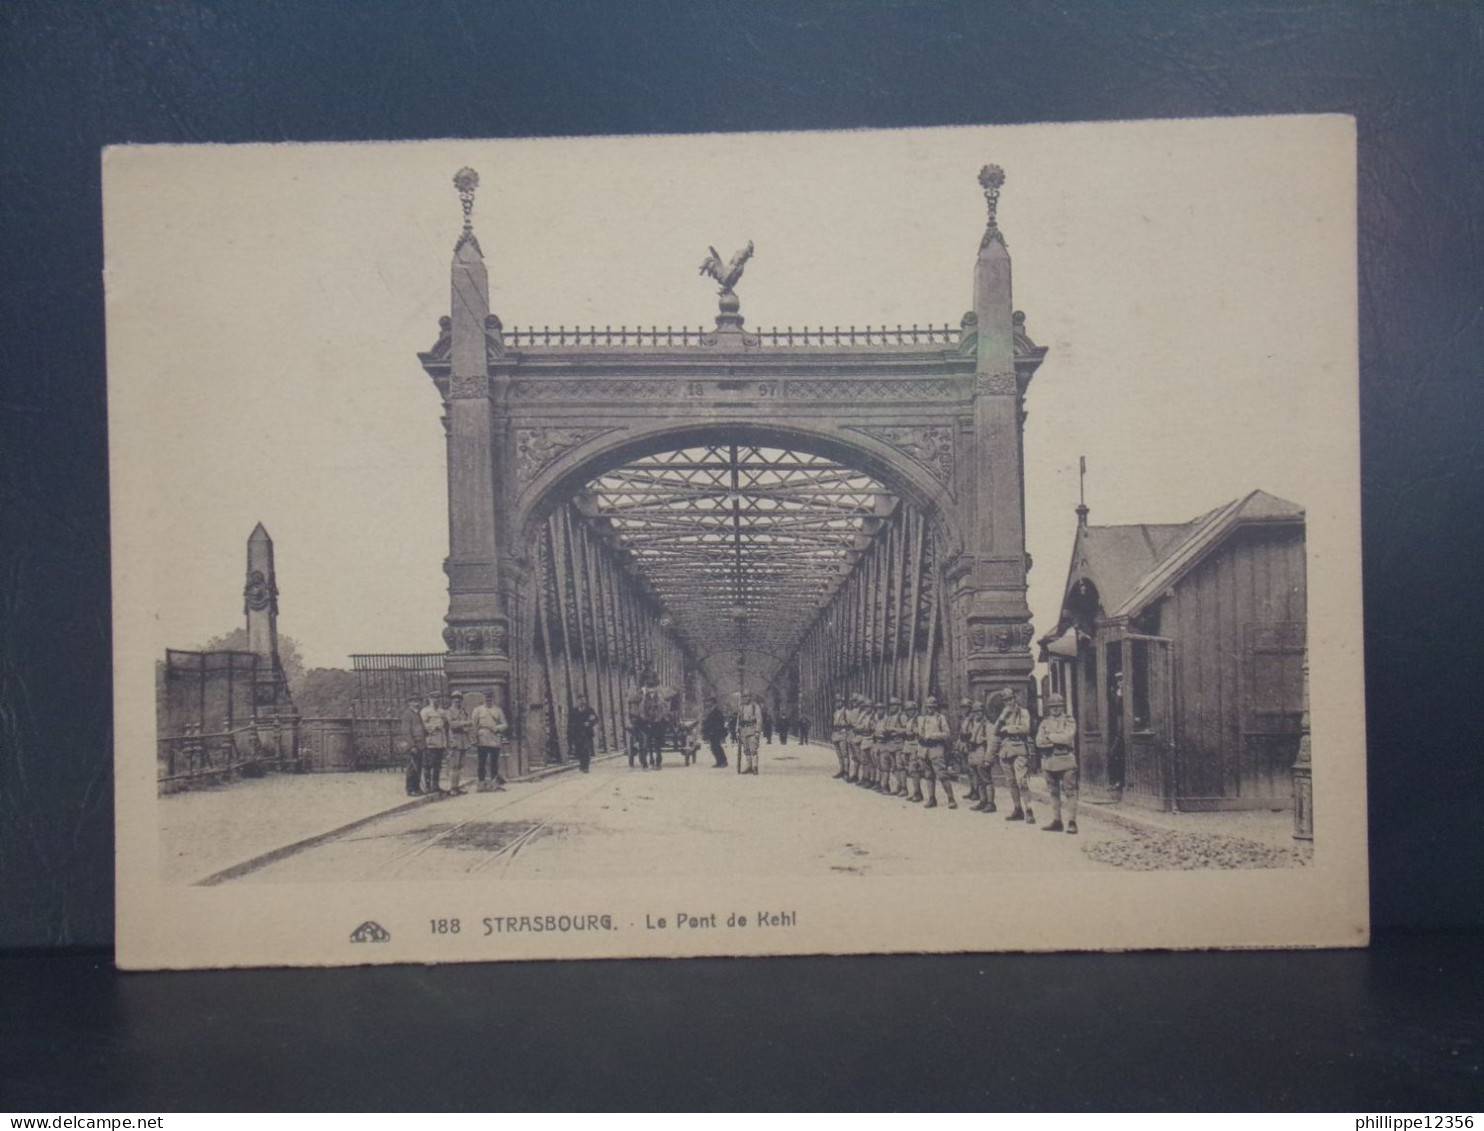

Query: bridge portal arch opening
[421,162,1048,771]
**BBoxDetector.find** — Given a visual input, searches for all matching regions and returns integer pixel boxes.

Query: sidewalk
[159,753,609,885]
[1021,776,1314,869]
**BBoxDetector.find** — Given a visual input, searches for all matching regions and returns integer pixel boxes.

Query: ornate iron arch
[421,163,1049,772]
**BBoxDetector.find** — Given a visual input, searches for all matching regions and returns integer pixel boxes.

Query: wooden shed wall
[1163,523,1307,810]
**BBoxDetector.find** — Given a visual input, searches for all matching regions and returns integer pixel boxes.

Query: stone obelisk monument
[244,522,296,721]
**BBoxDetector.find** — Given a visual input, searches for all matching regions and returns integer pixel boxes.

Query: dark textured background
[0,1,1481,1109]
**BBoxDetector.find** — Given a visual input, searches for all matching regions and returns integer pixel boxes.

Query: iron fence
[503,323,963,349]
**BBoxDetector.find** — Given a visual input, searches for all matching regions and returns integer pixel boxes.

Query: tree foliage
[199,628,307,686]
[294,668,359,718]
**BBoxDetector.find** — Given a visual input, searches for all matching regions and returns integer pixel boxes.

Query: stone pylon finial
[978,164,1006,249]
[453,167,482,254]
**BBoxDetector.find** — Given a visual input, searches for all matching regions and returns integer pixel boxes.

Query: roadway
[243,739,1131,883]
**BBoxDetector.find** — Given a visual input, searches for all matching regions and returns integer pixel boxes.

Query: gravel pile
[1084,826,1312,870]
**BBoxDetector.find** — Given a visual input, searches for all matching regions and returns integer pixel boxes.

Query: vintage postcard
[108,117,1366,969]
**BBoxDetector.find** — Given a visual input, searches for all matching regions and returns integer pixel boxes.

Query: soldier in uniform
[421,693,450,794]
[866,700,884,789]
[851,694,874,785]
[901,700,924,802]
[882,696,908,796]
[842,695,861,782]
[918,695,957,809]
[995,688,1036,825]
[830,697,850,779]
[1036,693,1080,833]
[866,697,884,795]
[957,697,991,811]
[738,691,764,774]
[400,695,427,796]
[471,688,509,791]
[961,697,983,805]
[445,690,472,794]
[968,689,1010,812]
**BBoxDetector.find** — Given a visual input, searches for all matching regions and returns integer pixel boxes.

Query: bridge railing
[157,725,268,792]
[502,324,964,349]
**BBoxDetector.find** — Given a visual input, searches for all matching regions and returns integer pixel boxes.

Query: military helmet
[874,700,886,710]
[925,695,939,707]
[1046,693,1066,708]
[905,699,919,710]
[889,696,902,706]
[960,697,974,709]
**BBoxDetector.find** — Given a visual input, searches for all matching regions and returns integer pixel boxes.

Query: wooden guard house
[1039,490,1307,812]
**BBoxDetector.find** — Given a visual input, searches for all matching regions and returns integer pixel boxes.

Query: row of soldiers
[828,689,1080,832]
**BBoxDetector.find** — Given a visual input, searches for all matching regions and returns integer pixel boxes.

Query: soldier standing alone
[738,692,764,775]
[1036,694,1079,833]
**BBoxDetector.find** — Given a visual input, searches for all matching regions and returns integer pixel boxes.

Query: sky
[105,116,1357,671]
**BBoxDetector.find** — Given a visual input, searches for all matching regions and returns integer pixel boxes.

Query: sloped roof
[1110,489,1302,618]
[1056,490,1304,627]
[1072,522,1198,616]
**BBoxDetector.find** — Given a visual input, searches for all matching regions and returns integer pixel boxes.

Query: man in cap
[471,687,509,791]
[702,697,729,768]
[445,690,472,794]
[421,693,450,794]
[994,688,1036,824]
[1036,693,1080,833]
[918,695,957,809]
[400,694,427,796]
[829,697,850,779]
[567,694,599,774]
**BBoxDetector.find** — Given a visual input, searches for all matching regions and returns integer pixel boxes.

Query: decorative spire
[978,163,1006,249]
[1076,455,1089,527]
[453,167,482,254]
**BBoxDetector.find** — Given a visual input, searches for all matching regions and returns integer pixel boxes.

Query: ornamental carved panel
[449,373,489,399]
[974,370,1017,395]
[515,427,618,484]
[783,378,954,401]
[442,621,510,656]
[968,622,1034,654]
[511,379,681,402]
[846,424,955,488]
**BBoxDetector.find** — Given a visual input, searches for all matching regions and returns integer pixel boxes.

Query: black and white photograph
[107,117,1366,969]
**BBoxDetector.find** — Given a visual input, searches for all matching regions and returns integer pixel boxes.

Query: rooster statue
[699,240,755,295]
